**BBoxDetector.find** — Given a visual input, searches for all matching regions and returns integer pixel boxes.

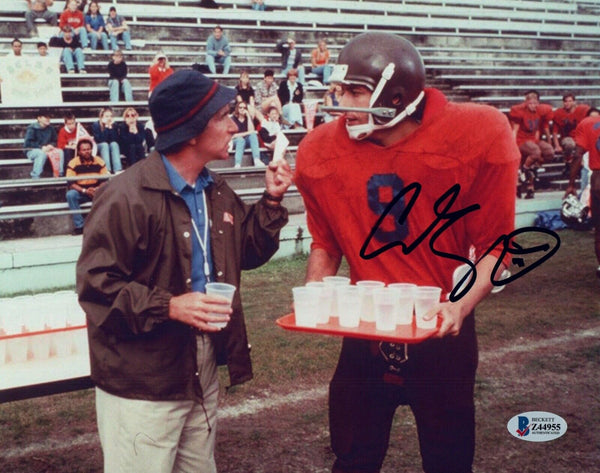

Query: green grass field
[1,229,598,472]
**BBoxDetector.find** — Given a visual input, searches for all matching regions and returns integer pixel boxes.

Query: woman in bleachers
[84,1,109,50]
[148,51,173,96]
[235,70,256,109]
[117,107,147,166]
[230,101,264,168]
[63,0,86,10]
[277,68,304,129]
[59,0,89,48]
[92,107,121,173]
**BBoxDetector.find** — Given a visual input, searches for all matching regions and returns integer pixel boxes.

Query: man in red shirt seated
[552,93,590,162]
[509,90,554,198]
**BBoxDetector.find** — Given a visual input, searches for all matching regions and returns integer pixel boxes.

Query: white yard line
[2,326,600,459]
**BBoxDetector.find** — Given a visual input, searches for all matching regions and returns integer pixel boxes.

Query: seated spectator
[107,49,133,102]
[63,0,86,10]
[509,90,554,199]
[58,110,89,163]
[10,38,24,57]
[52,26,86,73]
[24,110,64,178]
[231,101,264,168]
[205,25,231,75]
[148,51,173,96]
[310,39,332,84]
[60,0,89,49]
[235,70,255,108]
[92,107,121,173]
[552,93,590,162]
[25,1,58,38]
[85,1,109,50]
[257,106,282,158]
[322,82,342,123]
[118,107,147,166]
[65,137,108,235]
[105,6,132,51]
[276,37,305,85]
[37,41,48,56]
[277,68,304,129]
[254,69,281,113]
[251,0,266,10]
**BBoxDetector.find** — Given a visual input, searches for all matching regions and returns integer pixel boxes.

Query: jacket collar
[141,150,225,193]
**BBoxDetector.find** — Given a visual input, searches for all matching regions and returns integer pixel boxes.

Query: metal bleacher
[1,0,599,239]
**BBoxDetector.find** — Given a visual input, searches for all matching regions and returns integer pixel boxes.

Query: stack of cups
[3,296,29,363]
[414,286,442,329]
[388,283,416,325]
[322,276,350,317]
[356,280,385,322]
[305,281,334,324]
[292,286,320,327]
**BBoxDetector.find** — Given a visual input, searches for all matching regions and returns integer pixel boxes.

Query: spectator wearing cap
[148,51,173,95]
[77,69,293,472]
[24,110,63,178]
[276,36,305,85]
[106,6,132,51]
[65,137,108,235]
[205,25,231,75]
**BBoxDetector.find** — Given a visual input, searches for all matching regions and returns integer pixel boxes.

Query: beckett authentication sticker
[507,411,567,442]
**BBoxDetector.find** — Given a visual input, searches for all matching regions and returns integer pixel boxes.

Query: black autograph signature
[360,182,561,302]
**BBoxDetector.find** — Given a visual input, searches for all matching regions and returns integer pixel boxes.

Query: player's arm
[305,248,341,282]
[511,122,519,141]
[565,145,585,196]
[429,254,505,338]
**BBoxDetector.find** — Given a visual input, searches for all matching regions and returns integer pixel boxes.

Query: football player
[565,107,600,279]
[295,33,520,473]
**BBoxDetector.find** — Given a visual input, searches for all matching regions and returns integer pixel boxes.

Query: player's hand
[265,158,293,200]
[563,185,577,198]
[425,301,469,338]
[168,292,232,332]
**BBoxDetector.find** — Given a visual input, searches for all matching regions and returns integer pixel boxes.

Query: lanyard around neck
[190,189,211,281]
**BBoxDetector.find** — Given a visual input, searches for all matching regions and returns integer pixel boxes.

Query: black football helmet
[327,33,426,139]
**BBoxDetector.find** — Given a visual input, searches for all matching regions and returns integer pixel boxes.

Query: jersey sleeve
[464,110,520,268]
[295,134,343,260]
[574,118,590,149]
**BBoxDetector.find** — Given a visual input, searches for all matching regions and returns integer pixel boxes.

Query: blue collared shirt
[162,155,214,292]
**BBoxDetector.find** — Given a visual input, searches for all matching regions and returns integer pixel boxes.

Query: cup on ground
[337,285,362,328]
[356,280,385,322]
[306,281,333,324]
[388,283,417,325]
[414,286,442,329]
[205,282,236,329]
[373,288,398,331]
[292,286,320,328]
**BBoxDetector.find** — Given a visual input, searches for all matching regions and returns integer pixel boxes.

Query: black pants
[330,313,478,473]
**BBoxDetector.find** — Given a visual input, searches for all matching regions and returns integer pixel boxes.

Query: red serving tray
[276,313,438,344]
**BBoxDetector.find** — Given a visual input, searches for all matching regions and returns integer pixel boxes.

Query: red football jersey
[552,104,591,139]
[575,115,600,170]
[295,89,520,295]
[509,102,553,145]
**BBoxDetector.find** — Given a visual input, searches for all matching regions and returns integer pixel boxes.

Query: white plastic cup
[292,286,320,328]
[323,276,351,317]
[337,286,362,328]
[356,280,385,322]
[3,297,29,363]
[373,288,398,332]
[388,283,416,325]
[205,282,236,329]
[306,282,333,324]
[414,286,442,329]
[30,333,51,361]
[0,339,6,366]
